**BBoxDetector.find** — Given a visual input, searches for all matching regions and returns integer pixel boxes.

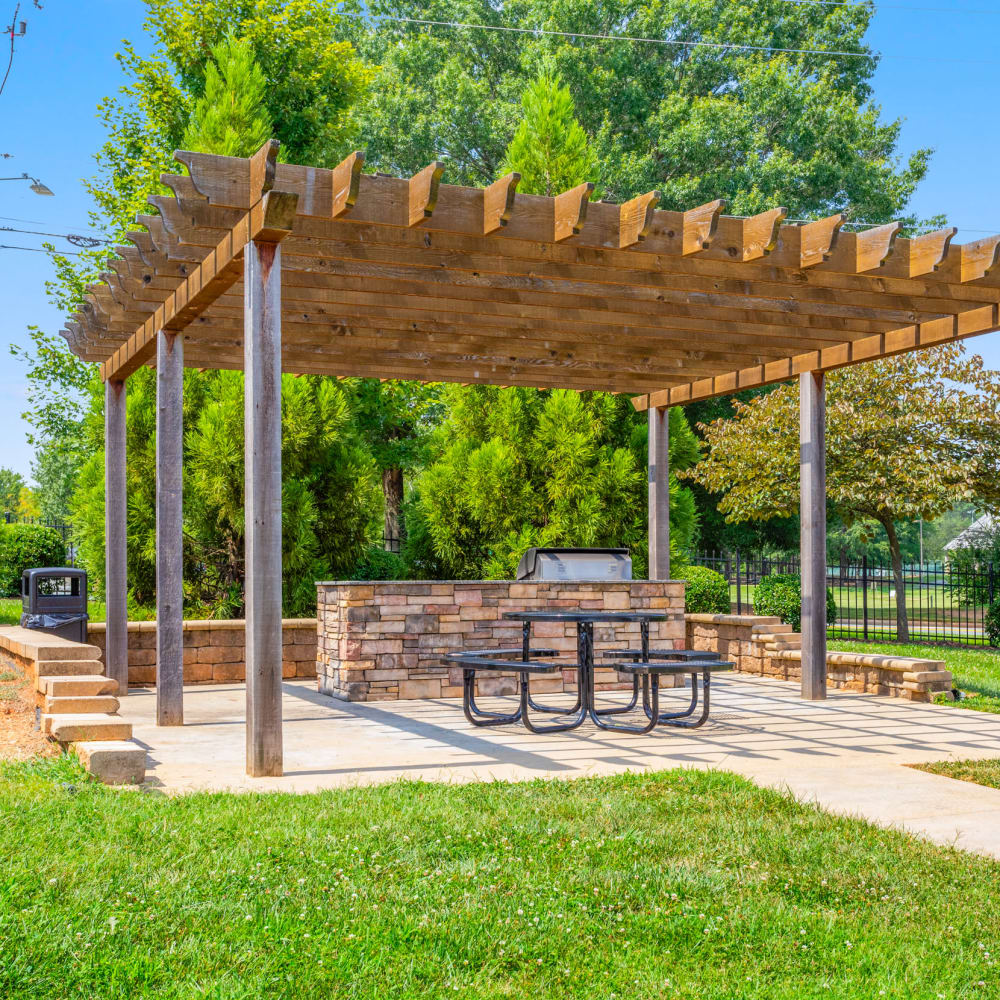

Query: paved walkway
[118,675,1000,858]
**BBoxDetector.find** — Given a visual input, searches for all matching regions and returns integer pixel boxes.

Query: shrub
[985,599,1000,648]
[0,524,67,597]
[350,545,409,582]
[681,566,730,615]
[753,572,837,632]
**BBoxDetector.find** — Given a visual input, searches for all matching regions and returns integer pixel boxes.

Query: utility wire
[0,242,85,256]
[338,9,993,63]
[0,224,113,247]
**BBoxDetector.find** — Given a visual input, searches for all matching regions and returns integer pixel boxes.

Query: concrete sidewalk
[118,674,1000,858]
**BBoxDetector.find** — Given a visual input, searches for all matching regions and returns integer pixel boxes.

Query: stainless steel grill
[515,548,632,582]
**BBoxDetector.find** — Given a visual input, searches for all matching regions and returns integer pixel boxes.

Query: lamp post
[0,172,54,195]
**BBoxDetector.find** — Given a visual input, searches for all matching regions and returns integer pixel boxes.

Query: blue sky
[1,0,999,481]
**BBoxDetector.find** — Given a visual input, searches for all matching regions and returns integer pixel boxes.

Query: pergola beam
[634,303,1000,409]
[100,191,299,383]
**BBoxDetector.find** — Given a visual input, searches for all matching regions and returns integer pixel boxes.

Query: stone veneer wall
[685,612,953,701]
[316,580,686,702]
[86,619,317,687]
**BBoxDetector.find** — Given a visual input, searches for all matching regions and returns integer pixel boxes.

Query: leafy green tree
[144,0,370,166]
[182,36,272,156]
[0,469,25,514]
[356,0,929,222]
[411,386,700,578]
[72,370,379,616]
[683,344,1000,641]
[500,70,598,196]
[352,381,443,550]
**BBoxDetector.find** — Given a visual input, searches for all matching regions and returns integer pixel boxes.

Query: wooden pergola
[64,139,1000,776]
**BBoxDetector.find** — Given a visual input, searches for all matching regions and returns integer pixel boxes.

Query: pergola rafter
[63,139,1000,777]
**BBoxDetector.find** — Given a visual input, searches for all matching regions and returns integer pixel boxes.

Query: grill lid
[515,548,632,581]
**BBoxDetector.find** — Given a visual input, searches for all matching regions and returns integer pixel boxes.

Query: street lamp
[1,172,54,195]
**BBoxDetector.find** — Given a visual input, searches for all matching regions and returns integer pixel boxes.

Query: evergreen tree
[404,71,699,579]
[71,370,380,617]
[409,388,700,579]
[182,36,272,157]
[500,70,598,196]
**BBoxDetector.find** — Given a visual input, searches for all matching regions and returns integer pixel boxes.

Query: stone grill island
[316,580,685,702]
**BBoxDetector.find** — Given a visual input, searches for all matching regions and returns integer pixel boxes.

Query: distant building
[943,514,996,555]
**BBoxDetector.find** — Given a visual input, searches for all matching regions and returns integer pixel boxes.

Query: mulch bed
[0,661,57,761]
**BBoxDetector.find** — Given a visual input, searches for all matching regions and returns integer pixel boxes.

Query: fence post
[990,563,996,607]
[862,555,869,641]
[735,548,742,615]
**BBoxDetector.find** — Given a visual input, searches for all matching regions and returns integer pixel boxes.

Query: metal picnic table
[443,610,733,735]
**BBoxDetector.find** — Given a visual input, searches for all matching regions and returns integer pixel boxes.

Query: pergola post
[648,403,670,580]
[155,331,184,726]
[244,238,284,777]
[800,370,827,700]
[104,380,128,697]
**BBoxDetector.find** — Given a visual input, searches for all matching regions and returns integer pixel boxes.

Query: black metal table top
[502,610,668,624]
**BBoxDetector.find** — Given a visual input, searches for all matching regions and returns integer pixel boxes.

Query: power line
[338,9,993,63]
[0,242,85,256]
[0,213,107,233]
[0,224,113,247]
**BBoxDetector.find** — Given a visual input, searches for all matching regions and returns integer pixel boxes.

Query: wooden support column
[244,238,284,777]
[104,380,128,698]
[648,403,670,580]
[800,371,827,700]
[155,330,184,726]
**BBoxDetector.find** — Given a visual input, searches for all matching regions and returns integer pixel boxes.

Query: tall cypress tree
[500,70,598,196]
[182,36,273,157]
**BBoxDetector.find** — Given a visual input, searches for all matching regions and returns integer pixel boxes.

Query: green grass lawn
[0,597,107,627]
[2,759,1000,999]
[913,758,1000,791]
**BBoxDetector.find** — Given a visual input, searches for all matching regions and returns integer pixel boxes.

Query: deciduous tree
[683,344,1000,640]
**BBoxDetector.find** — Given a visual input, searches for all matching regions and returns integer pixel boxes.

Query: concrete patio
[118,673,1000,858]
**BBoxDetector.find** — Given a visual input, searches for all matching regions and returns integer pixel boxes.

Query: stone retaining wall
[316,580,686,702]
[685,612,953,701]
[86,619,317,686]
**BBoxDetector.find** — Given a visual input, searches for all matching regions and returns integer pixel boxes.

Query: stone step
[73,740,146,785]
[42,714,132,743]
[44,695,120,715]
[752,623,796,635]
[31,658,106,680]
[37,674,118,698]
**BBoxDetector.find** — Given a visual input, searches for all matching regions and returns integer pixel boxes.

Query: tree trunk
[882,518,910,642]
[382,467,404,552]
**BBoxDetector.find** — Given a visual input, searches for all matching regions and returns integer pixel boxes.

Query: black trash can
[20,567,89,644]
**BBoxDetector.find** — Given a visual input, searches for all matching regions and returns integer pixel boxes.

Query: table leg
[656,670,713,729]
[523,617,582,716]
[463,669,522,727]
[644,676,699,722]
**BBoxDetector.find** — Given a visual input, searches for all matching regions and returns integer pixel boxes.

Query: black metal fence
[2,512,75,566]
[691,550,996,646]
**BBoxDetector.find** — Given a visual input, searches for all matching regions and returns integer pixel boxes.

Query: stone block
[182,661,214,683]
[211,661,246,683]
[477,676,518,697]
[73,740,146,785]
[399,678,442,700]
